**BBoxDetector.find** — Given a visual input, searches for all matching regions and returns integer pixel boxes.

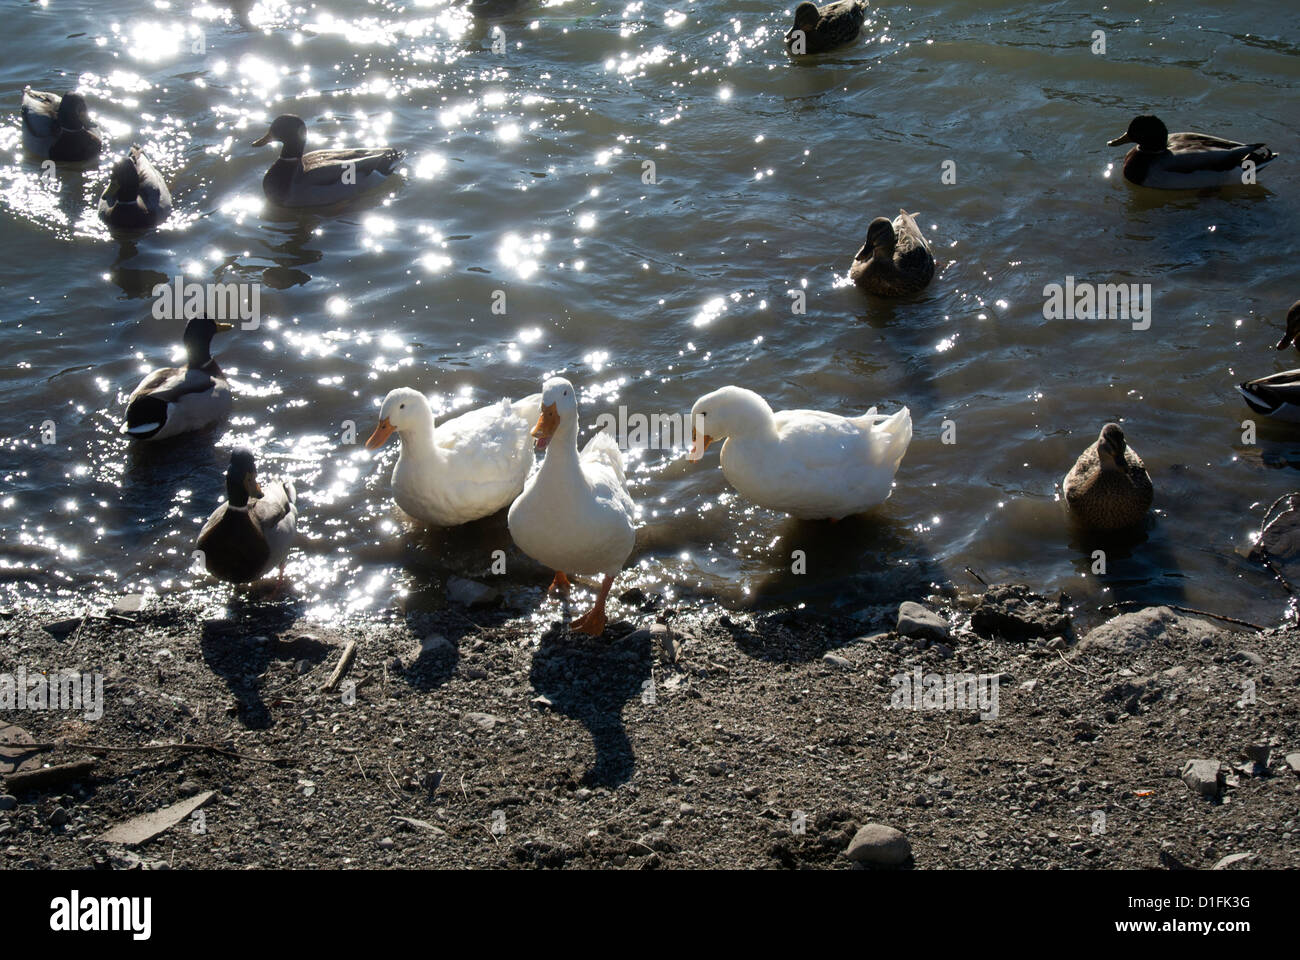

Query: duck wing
[132,365,218,404]
[300,147,403,181]
[130,146,172,216]
[1165,132,1274,172]
[20,88,59,137]
[1240,369,1300,410]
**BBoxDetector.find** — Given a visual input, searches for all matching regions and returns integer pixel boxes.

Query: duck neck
[539,415,583,483]
[395,408,440,466]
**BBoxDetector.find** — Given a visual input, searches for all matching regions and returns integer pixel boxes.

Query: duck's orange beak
[365,417,394,450]
[689,425,714,462]
[532,403,560,452]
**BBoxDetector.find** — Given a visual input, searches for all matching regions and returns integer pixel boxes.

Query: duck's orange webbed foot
[547,571,572,597]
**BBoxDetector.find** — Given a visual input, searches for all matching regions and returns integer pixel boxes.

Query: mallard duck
[1238,370,1300,423]
[507,377,636,636]
[850,209,935,297]
[251,114,403,207]
[1062,423,1153,531]
[688,386,911,519]
[785,1,866,55]
[121,317,233,442]
[196,449,298,585]
[1272,300,1300,351]
[1107,115,1278,189]
[97,146,172,229]
[365,387,542,526]
[20,87,101,162]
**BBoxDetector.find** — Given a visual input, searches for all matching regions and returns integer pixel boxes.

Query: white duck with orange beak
[688,385,911,520]
[507,377,636,636]
[365,386,541,526]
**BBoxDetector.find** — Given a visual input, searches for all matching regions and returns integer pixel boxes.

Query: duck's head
[366,387,431,450]
[225,448,262,507]
[182,317,233,366]
[1275,299,1300,351]
[788,2,820,37]
[251,114,308,158]
[689,385,771,460]
[855,217,896,261]
[1096,422,1128,470]
[56,92,91,131]
[107,154,140,202]
[532,377,578,452]
[1108,115,1168,152]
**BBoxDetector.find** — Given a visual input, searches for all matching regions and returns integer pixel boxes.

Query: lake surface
[1,0,1298,627]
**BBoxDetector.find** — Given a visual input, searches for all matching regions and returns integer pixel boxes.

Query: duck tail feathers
[581,429,626,486]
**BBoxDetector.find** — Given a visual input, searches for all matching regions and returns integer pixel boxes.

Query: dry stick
[964,567,989,587]
[321,640,358,693]
[4,760,97,792]
[1056,649,1089,676]
[0,739,282,765]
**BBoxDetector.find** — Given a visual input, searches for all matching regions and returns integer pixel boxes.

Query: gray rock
[1285,753,1300,776]
[970,584,1070,642]
[376,837,395,850]
[111,594,147,614]
[49,806,70,827]
[446,577,499,608]
[0,795,16,811]
[421,633,453,655]
[1212,852,1255,870]
[822,653,852,669]
[1078,607,1216,655]
[845,823,912,866]
[464,712,504,732]
[931,642,954,658]
[1181,759,1225,798]
[1232,650,1264,666]
[896,602,949,642]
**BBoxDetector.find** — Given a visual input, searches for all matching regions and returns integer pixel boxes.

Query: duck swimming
[98,146,171,229]
[688,385,911,520]
[1107,115,1277,189]
[785,1,866,55]
[20,87,101,161]
[507,377,636,637]
[251,114,403,207]
[850,210,935,297]
[1272,300,1300,351]
[121,317,233,442]
[196,449,298,586]
[1238,370,1300,424]
[1062,423,1153,532]
[365,386,542,526]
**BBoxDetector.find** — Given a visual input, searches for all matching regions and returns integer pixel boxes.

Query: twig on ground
[321,640,358,693]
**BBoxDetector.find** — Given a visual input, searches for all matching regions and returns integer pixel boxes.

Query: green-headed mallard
[1238,370,1300,423]
[21,87,102,162]
[688,385,911,520]
[1063,423,1153,531]
[507,377,636,637]
[122,317,233,442]
[1272,300,1300,351]
[785,1,866,55]
[364,386,542,526]
[98,146,172,229]
[251,114,403,208]
[850,209,935,297]
[1107,115,1278,190]
[196,449,298,585]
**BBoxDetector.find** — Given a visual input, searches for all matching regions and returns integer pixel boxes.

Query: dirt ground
[1,587,1297,870]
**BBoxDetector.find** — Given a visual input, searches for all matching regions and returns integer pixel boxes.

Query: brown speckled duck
[785,1,866,55]
[1063,423,1153,532]
[850,210,935,297]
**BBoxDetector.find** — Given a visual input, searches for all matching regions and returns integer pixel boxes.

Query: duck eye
[399,403,405,410]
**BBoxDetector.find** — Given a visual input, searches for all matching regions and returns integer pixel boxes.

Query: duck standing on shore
[688,386,911,520]
[1062,423,1153,531]
[1107,115,1277,189]
[365,387,541,526]
[20,87,101,161]
[507,377,636,637]
[785,1,866,55]
[121,317,233,442]
[251,114,403,207]
[98,146,172,229]
[850,210,935,297]
[195,449,298,587]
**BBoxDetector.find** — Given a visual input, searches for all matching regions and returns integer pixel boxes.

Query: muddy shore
[1,586,1297,869]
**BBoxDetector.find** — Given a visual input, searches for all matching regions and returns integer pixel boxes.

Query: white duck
[688,386,912,520]
[365,386,541,526]
[507,377,636,636]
